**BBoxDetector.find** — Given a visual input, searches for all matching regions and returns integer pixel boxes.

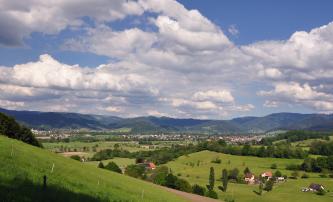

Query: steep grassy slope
[0,135,186,202]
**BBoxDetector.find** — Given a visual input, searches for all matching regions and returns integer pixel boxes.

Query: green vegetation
[0,135,187,202]
[0,112,41,147]
[166,150,333,202]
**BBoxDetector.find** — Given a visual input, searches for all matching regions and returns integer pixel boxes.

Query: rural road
[160,186,221,202]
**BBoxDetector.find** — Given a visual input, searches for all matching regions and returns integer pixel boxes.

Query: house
[261,171,273,179]
[309,183,325,192]
[276,176,285,182]
[138,162,156,170]
[244,173,255,184]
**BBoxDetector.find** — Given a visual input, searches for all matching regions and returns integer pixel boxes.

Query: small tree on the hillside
[207,167,215,191]
[291,171,299,179]
[243,167,251,174]
[192,184,206,196]
[105,162,122,173]
[274,170,282,177]
[219,169,228,192]
[264,179,274,191]
[258,182,263,195]
[271,163,277,169]
[98,161,104,168]
[70,155,81,161]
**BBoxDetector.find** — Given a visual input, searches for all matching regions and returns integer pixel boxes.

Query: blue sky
[0,0,333,119]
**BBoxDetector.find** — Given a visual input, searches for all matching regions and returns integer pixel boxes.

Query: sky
[0,0,333,119]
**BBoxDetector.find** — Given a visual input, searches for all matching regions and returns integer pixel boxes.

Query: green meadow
[166,150,333,202]
[0,135,186,202]
[86,157,135,168]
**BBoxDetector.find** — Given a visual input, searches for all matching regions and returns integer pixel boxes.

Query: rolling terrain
[0,135,187,202]
[165,150,333,202]
[1,108,333,133]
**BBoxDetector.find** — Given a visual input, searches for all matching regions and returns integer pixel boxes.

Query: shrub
[105,162,122,173]
[206,190,218,199]
[290,171,299,179]
[211,157,221,164]
[319,174,328,178]
[270,163,277,169]
[70,155,81,161]
[125,164,145,178]
[274,170,282,177]
[192,184,206,196]
[98,161,104,168]
[264,179,274,192]
[175,179,192,193]
[301,173,309,178]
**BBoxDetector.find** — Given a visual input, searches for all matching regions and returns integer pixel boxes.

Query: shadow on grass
[0,178,112,202]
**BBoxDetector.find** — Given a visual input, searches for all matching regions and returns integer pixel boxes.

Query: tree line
[0,112,42,147]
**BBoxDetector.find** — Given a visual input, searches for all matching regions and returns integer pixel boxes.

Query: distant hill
[1,108,333,134]
[0,135,186,202]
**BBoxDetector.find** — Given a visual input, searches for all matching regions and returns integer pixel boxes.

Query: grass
[166,150,333,202]
[0,135,187,202]
[86,157,135,169]
[43,141,154,157]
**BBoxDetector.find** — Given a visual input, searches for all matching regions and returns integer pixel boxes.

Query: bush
[70,155,81,161]
[125,164,145,179]
[175,179,192,193]
[270,163,277,169]
[105,162,122,173]
[290,171,299,179]
[317,188,326,195]
[264,179,274,192]
[205,190,218,199]
[192,184,206,196]
[301,173,309,178]
[211,157,221,164]
[274,170,282,177]
[286,164,300,170]
[98,161,104,168]
[150,166,168,185]
[319,174,328,178]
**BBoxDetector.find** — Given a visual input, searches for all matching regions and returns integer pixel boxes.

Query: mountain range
[1,108,333,134]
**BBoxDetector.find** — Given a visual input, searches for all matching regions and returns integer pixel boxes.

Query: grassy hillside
[166,150,333,202]
[0,135,186,202]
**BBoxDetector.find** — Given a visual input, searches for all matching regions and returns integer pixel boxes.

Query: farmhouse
[309,183,325,191]
[301,183,325,192]
[138,162,156,170]
[244,173,256,184]
[261,171,273,179]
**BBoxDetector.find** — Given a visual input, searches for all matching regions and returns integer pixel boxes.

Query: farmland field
[166,150,333,202]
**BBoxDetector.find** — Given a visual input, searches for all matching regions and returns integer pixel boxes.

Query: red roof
[262,171,273,177]
[148,162,156,169]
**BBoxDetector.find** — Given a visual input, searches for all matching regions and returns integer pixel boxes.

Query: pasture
[0,135,186,202]
[166,150,333,202]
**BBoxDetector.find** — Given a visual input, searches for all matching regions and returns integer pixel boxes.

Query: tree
[105,162,122,173]
[114,143,120,150]
[125,164,145,178]
[264,179,274,191]
[258,182,263,195]
[98,161,104,168]
[274,170,282,177]
[150,166,169,185]
[0,113,42,147]
[192,184,206,196]
[229,168,239,180]
[270,163,277,169]
[291,171,299,179]
[207,167,215,191]
[175,179,192,192]
[206,190,218,199]
[70,155,81,161]
[165,173,177,189]
[243,167,251,175]
[219,169,228,192]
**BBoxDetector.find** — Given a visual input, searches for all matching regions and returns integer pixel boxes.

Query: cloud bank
[0,0,333,118]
